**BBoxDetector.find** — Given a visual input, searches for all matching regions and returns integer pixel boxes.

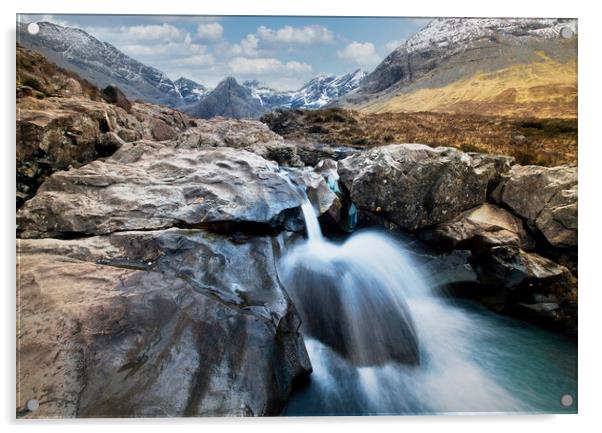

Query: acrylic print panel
[15,14,577,418]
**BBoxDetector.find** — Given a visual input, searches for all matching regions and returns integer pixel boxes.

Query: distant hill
[336,18,577,118]
[17,21,187,107]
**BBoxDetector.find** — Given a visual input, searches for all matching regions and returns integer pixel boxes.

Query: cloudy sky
[20,14,431,90]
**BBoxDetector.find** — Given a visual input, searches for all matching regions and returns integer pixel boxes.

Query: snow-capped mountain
[17,21,184,107]
[288,69,367,109]
[243,80,296,110]
[242,69,366,111]
[337,17,577,118]
[182,71,367,119]
[17,20,365,115]
[174,77,209,104]
[357,17,578,95]
[401,18,577,56]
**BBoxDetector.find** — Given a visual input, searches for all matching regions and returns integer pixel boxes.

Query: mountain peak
[400,18,577,56]
[174,77,208,104]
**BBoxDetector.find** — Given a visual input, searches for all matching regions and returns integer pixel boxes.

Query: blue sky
[20,14,431,90]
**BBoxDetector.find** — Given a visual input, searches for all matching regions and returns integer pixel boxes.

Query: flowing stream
[278,198,577,415]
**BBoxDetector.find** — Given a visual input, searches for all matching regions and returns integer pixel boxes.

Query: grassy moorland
[262,108,577,166]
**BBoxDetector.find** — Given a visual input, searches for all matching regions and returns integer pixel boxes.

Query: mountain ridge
[17,20,365,116]
[336,18,577,118]
[17,21,186,107]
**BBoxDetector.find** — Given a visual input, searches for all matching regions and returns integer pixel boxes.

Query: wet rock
[16,229,311,417]
[498,165,577,248]
[470,245,575,292]
[338,144,487,230]
[17,146,303,238]
[422,203,534,250]
[101,84,132,112]
[420,249,478,289]
[469,245,577,330]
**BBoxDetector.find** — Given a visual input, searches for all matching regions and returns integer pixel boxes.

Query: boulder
[17,146,303,238]
[101,84,132,112]
[498,165,577,248]
[422,203,534,250]
[174,118,285,150]
[471,245,571,287]
[16,229,311,417]
[338,144,488,230]
[469,245,577,330]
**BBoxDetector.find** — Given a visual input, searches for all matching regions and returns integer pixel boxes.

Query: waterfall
[279,191,575,415]
[299,199,323,243]
[280,196,421,367]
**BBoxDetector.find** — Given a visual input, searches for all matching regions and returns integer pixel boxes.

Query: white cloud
[385,39,405,52]
[83,23,185,45]
[120,24,183,42]
[231,34,259,57]
[228,57,312,75]
[119,41,208,58]
[196,22,223,42]
[256,25,334,45]
[337,41,381,66]
[181,54,215,66]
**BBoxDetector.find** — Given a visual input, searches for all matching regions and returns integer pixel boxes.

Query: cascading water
[280,198,421,366]
[279,194,577,415]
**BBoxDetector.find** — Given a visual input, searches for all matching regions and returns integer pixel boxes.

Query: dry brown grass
[355,55,577,119]
[261,108,577,166]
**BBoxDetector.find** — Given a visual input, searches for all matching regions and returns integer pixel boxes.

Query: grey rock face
[338,144,488,230]
[17,229,311,417]
[468,245,577,330]
[499,165,577,247]
[17,146,303,238]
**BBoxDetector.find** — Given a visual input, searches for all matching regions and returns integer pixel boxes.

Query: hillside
[338,18,577,118]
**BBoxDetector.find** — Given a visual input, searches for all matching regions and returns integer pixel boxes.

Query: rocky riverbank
[16,46,577,417]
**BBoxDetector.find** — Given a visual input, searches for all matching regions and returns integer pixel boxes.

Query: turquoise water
[284,298,577,416]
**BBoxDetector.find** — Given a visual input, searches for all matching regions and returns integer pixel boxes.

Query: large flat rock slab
[17,146,302,238]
